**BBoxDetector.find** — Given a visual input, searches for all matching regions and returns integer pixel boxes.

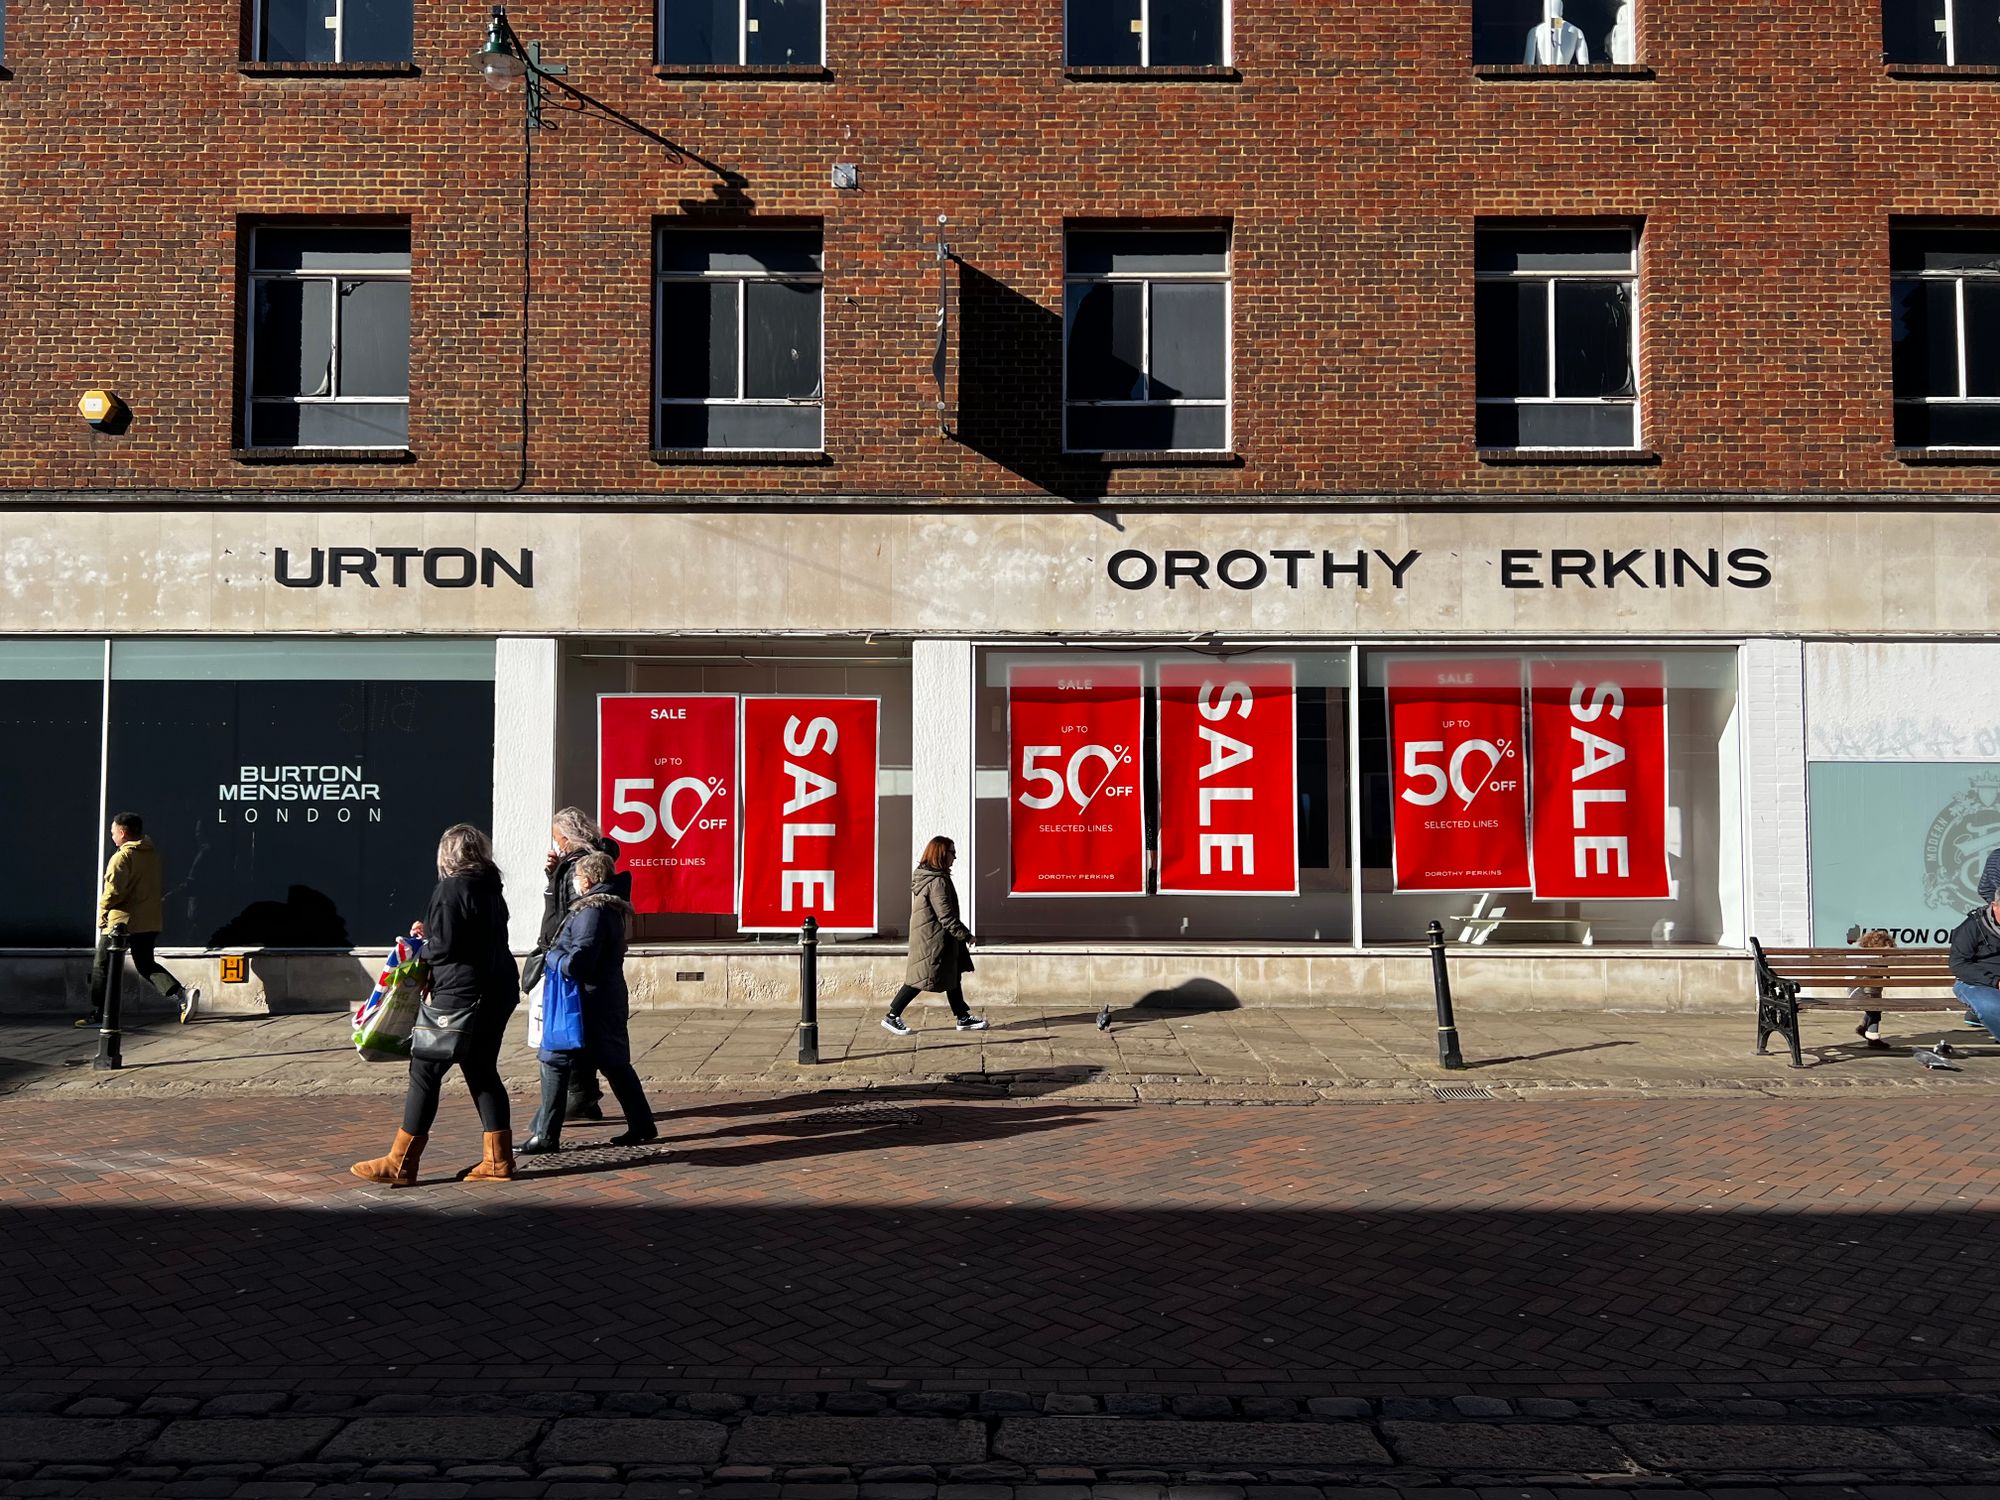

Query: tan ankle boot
[463,1129,516,1181]
[351,1129,425,1186]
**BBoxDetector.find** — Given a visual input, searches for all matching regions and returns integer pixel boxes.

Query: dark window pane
[1472,0,1541,64]
[745,0,818,65]
[1476,279,1546,398]
[1891,229,2000,274]
[1065,282,1145,401]
[1898,401,2000,447]
[249,402,302,448]
[662,0,739,63]
[1967,283,2000,396]
[252,279,333,399]
[1066,403,1224,452]
[660,280,738,399]
[261,0,337,62]
[744,280,821,399]
[343,0,412,61]
[254,227,410,271]
[1,2,8,63]
[1068,231,1227,274]
[1961,5,2000,63]
[1475,402,1522,448]
[1885,0,1951,62]
[1148,281,1226,400]
[1554,279,1635,398]
[662,403,820,449]
[296,401,408,447]
[337,279,410,398]
[1891,278,1959,399]
[1476,228,1634,274]
[1514,401,1636,448]
[0,674,100,945]
[657,230,822,275]
[1561,0,1631,63]
[1148,0,1223,65]
[1068,0,1141,65]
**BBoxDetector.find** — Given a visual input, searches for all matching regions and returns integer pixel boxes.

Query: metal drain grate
[1428,1083,1495,1101]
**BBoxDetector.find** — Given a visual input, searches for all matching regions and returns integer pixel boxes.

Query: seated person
[1946,897,2000,1038]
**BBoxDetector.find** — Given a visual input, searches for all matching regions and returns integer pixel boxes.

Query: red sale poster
[1528,658,1672,901]
[1387,658,1530,893]
[598,694,739,915]
[1157,661,1299,896]
[738,696,880,934]
[1008,662,1145,896]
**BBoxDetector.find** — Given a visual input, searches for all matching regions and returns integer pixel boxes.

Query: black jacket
[424,864,520,1012]
[1948,904,2000,989]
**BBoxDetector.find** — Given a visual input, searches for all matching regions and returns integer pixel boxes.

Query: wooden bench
[1751,939,1965,1067]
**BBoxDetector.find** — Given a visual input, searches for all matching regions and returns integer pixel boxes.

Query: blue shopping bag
[542,951,585,1052]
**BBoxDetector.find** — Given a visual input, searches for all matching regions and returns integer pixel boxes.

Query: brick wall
[1,0,1997,501]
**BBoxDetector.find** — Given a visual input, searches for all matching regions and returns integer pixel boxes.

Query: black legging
[888,978,970,1020]
[402,1030,511,1136]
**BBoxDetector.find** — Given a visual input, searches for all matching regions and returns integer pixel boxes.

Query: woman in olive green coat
[880,837,987,1035]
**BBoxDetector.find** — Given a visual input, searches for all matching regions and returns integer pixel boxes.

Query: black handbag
[409,998,479,1063]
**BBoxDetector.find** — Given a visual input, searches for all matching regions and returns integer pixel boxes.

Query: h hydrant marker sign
[1008,662,1146,896]
[1528,658,1672,900]
[1156,661,1299,896]
[1387,658,1530,893]
[598,694,738,915]
[739,696,880,933]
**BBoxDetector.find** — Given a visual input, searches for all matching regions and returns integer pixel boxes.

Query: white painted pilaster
[492,638,560,951]
[910,639,976,933]
[1740,639,1810,946]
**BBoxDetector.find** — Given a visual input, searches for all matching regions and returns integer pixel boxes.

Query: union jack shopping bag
[353,935,428,1062]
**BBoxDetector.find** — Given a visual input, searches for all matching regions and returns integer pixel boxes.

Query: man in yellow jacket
[80,812,200,1027]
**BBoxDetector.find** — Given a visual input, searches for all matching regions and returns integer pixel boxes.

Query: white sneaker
[880,1013,912,1035]
[179,987,201,1024]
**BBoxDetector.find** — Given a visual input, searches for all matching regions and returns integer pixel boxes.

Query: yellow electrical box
[220,955,248,984]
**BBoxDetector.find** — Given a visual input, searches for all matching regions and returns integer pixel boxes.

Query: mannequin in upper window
[1606,0,1635,63]
[1524,0,1589,64]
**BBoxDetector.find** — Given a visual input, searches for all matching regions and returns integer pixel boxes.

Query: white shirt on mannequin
[1525,17,1589,64]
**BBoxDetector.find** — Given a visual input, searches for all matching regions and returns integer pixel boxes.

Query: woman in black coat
[352,824,521,1187]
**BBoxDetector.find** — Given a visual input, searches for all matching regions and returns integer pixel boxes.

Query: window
[660,0,821,65]
[1066,0,1227,67]
[1893,228,2000,448]
[1475,226,1639,450]
[245,226,410,450]
[656,229,823,451]
[1063,230,1230,453]
[1885,1,2000,65]
[255,0,412,63]
[1474,0,1636,65]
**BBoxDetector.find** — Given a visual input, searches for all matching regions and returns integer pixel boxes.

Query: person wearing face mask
[1524,0,1589,64]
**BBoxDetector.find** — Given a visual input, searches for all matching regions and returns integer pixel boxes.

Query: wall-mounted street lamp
[475,7,566,133]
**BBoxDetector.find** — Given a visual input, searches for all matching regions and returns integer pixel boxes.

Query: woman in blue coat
[520,852,658,1154]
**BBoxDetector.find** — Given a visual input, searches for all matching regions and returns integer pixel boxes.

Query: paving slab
[991,1421,1390,1468]
[146,1419,343,1465]
[537,1420,727,1466]
[0,1420,158,1464]
[1379,1422,1629,1473]
[321,1421,547,1464]
[1885,1426,2000,1468]
[1609,1423,1923,1472]
[727,1418,987,1466]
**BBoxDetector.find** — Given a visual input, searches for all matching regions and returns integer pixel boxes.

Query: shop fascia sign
[272,546,534,589]
[1105,545,1774,592]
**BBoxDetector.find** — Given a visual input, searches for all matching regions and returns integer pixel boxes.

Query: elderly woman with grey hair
[352,823,520,1187]
[523,806,631,1123]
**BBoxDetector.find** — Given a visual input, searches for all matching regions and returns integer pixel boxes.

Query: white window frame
[1062,230,1233,455]
[1892,234,2000,450]
[243,225,411,452]
[1475,226,1642,452]
[657,0,828,66]
[1064,0,1232,67]
[254,0,390,63]
[653,232,826,453]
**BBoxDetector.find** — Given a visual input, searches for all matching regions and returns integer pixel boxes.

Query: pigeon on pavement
[1914,1047,1961,1071]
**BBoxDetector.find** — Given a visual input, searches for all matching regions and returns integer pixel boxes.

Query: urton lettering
[271,547,535,590]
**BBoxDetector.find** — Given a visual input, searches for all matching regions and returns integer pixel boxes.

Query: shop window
[660,0,821,67]
[244,225,411,449]
[1475,225,1640,450]
[106,640,495,949]
[1063,229,1230,453]
[1885,1,2000,65]
[1475,0,1635,64]
[1892,227,2000,449]
[255,0,413,63]
[656,228,824,451]
[0,642,105,948]
[1066,0,1227,67]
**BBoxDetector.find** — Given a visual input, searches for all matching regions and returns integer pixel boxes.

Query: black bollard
[1426,919,1466,1070]
[94,924,129,1071]
[798,916,820,1065]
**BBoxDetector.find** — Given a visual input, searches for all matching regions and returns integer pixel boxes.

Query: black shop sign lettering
[274,547,535,589]
[1106,546,1774,592]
